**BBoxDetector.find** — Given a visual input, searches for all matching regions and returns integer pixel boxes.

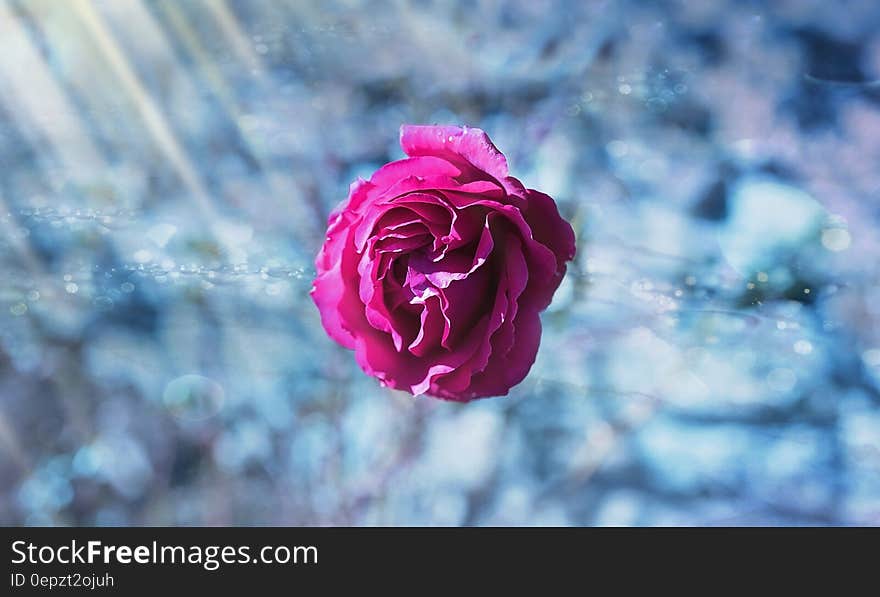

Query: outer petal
[400,125,509,182]
[521,189,577,274]
[311,219,363,351]
[369,155,461,189]
[465,309,543,398]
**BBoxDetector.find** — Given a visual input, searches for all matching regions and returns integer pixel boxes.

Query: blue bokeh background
[1,0,879,525]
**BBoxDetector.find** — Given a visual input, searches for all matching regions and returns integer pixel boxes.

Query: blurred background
[0,0,879,526]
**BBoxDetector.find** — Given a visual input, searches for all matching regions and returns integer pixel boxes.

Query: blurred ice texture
[1,0,879,526]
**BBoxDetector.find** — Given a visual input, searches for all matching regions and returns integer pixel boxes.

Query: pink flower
[311,125,575,401]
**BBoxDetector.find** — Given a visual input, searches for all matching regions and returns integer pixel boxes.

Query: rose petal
[369,155,461,189]
[464,309,542,399]
[408,295,445,356]
[312,222,367,350]
[521,189,577,273]
[400,125,509,182]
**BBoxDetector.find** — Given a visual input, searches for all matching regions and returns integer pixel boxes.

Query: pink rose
[311,125,575,401]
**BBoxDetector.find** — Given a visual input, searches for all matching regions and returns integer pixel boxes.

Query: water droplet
[10,303,27,316]
[120,282,135,293]
[767,368,797,392]
[862,348,880,368]
[163,375,224,421]
[794,340,813,355]
[65,283,79,294]
[93,296,114,311]
[646,97,667,112]
[133,250,152,264]
[606,139,628,158]
[821,228,851,252]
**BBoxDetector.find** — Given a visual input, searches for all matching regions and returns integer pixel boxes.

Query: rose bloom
[312,125,575,401]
